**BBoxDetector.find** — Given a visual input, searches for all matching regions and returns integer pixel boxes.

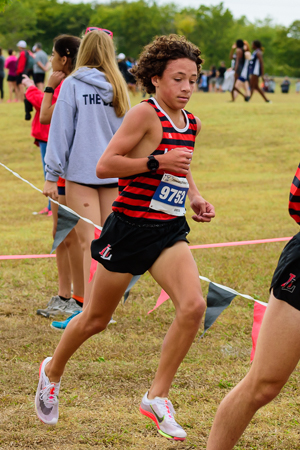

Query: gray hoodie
[45,67,124,185]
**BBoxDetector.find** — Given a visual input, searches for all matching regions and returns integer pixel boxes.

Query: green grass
[0,89,300,449]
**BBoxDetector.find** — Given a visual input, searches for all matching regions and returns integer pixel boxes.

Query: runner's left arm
[187,116,215,223]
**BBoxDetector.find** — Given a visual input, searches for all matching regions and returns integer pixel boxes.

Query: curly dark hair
[131,34,203,94]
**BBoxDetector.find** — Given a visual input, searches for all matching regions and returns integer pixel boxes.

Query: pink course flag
[89,227,101,283]
[250,301,267,362]
[148,289,170,314]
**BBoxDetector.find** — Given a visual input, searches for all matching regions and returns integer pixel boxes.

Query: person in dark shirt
[216,61,226,92]
[281,76,290,93]
[117,53,128,81]
[231,39,247,101]
[0,48,5,102]
[208,65,217,92]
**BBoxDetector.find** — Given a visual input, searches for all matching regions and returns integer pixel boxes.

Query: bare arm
[257,50,264,76]
[40,71,65,124]
[234,48,242,72]
[229,44,236,60]
[186,117,215,222]
[96,103,193,179]
[37,61,47,72]
[187,171,215,222]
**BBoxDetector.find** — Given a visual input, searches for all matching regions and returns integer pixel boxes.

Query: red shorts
[57,177,65,187]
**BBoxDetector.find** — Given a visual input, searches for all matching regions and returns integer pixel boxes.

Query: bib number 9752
[159,186,186,204]
[150,173,189,216]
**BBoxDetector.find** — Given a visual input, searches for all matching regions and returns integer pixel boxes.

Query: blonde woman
[43,30,129,314]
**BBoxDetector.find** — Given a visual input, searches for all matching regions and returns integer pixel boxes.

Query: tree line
[0,0,299,76]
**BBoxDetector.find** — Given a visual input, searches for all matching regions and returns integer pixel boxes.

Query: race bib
[149,173,189,216]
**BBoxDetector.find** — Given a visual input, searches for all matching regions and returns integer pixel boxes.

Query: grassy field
[1,89,300,450]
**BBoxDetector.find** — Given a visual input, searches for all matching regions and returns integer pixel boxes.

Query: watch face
[147,157,159,171]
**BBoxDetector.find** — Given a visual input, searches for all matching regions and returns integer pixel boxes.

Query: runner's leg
[250,75,269,101]
[207,293,300,450]
[147,241,205,399]
[45,264,132,382]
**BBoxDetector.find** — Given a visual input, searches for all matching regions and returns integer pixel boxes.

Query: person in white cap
[117,52,128,81]
[16,40,28,100]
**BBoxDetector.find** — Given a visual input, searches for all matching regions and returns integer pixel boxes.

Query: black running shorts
[33,72,45,85]
[270,232,300,311]
[91,212,190,275]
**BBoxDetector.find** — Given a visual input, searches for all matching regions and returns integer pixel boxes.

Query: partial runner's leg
[45,264,132,382]
[147,241,205,399]
[207,293,300,450]
[250,75,269,102]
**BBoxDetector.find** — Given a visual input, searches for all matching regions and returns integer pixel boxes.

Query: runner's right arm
[96,103,192,179]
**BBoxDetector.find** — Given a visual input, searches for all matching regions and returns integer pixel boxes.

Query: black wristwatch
[147,155,159,173]
[44,86,54,94]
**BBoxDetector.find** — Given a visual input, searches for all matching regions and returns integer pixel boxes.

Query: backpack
[24,50,35,74]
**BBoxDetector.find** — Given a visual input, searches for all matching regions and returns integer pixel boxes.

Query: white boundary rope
[199,275,268,306]
[0,162,102,231]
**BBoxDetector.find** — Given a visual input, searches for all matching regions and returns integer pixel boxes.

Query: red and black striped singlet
[289,164,300,225]
[112,97,197,221]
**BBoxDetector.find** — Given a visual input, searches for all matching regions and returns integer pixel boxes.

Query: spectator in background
[33,43,49,91]
[126,57,137,95]
[16,40,28,101]
[296,79,300,94]
[262,74,270,92]
[231,39,247,101]
[117,53,128,81]
[0,48,5,102]
[208,65,217,92]
[222,67,235,93]
[234,40,251,101]
[281,76,290,94]
[199,71,208,92]
[5,49,18,102]
[23,34,84,321]
[268,78,276,93]
[248,40,270,102]
[216,61,226,92]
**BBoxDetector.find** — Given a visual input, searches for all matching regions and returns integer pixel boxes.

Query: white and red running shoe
[35,357,60,425]
[140,392,187,441]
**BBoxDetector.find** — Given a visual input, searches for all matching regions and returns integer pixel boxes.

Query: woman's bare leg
[58,195,84,299]
[65,182,117,306]
[18,83,24,102]
[7,81,15,101]
[250,75,269,101]
[98,186,118,226]
[51,200,72,299]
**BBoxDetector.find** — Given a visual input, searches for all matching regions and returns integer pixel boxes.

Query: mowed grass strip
[0,91,299,449]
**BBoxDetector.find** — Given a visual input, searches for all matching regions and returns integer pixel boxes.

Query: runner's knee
[253,382,283,407]
[178,295,205,325]
[246,378,284,408]
[78,313,109,336]
[90,316,109,334]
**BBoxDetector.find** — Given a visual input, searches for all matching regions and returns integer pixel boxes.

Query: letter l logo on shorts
[281,273,296,293]
[99,244,112,260]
